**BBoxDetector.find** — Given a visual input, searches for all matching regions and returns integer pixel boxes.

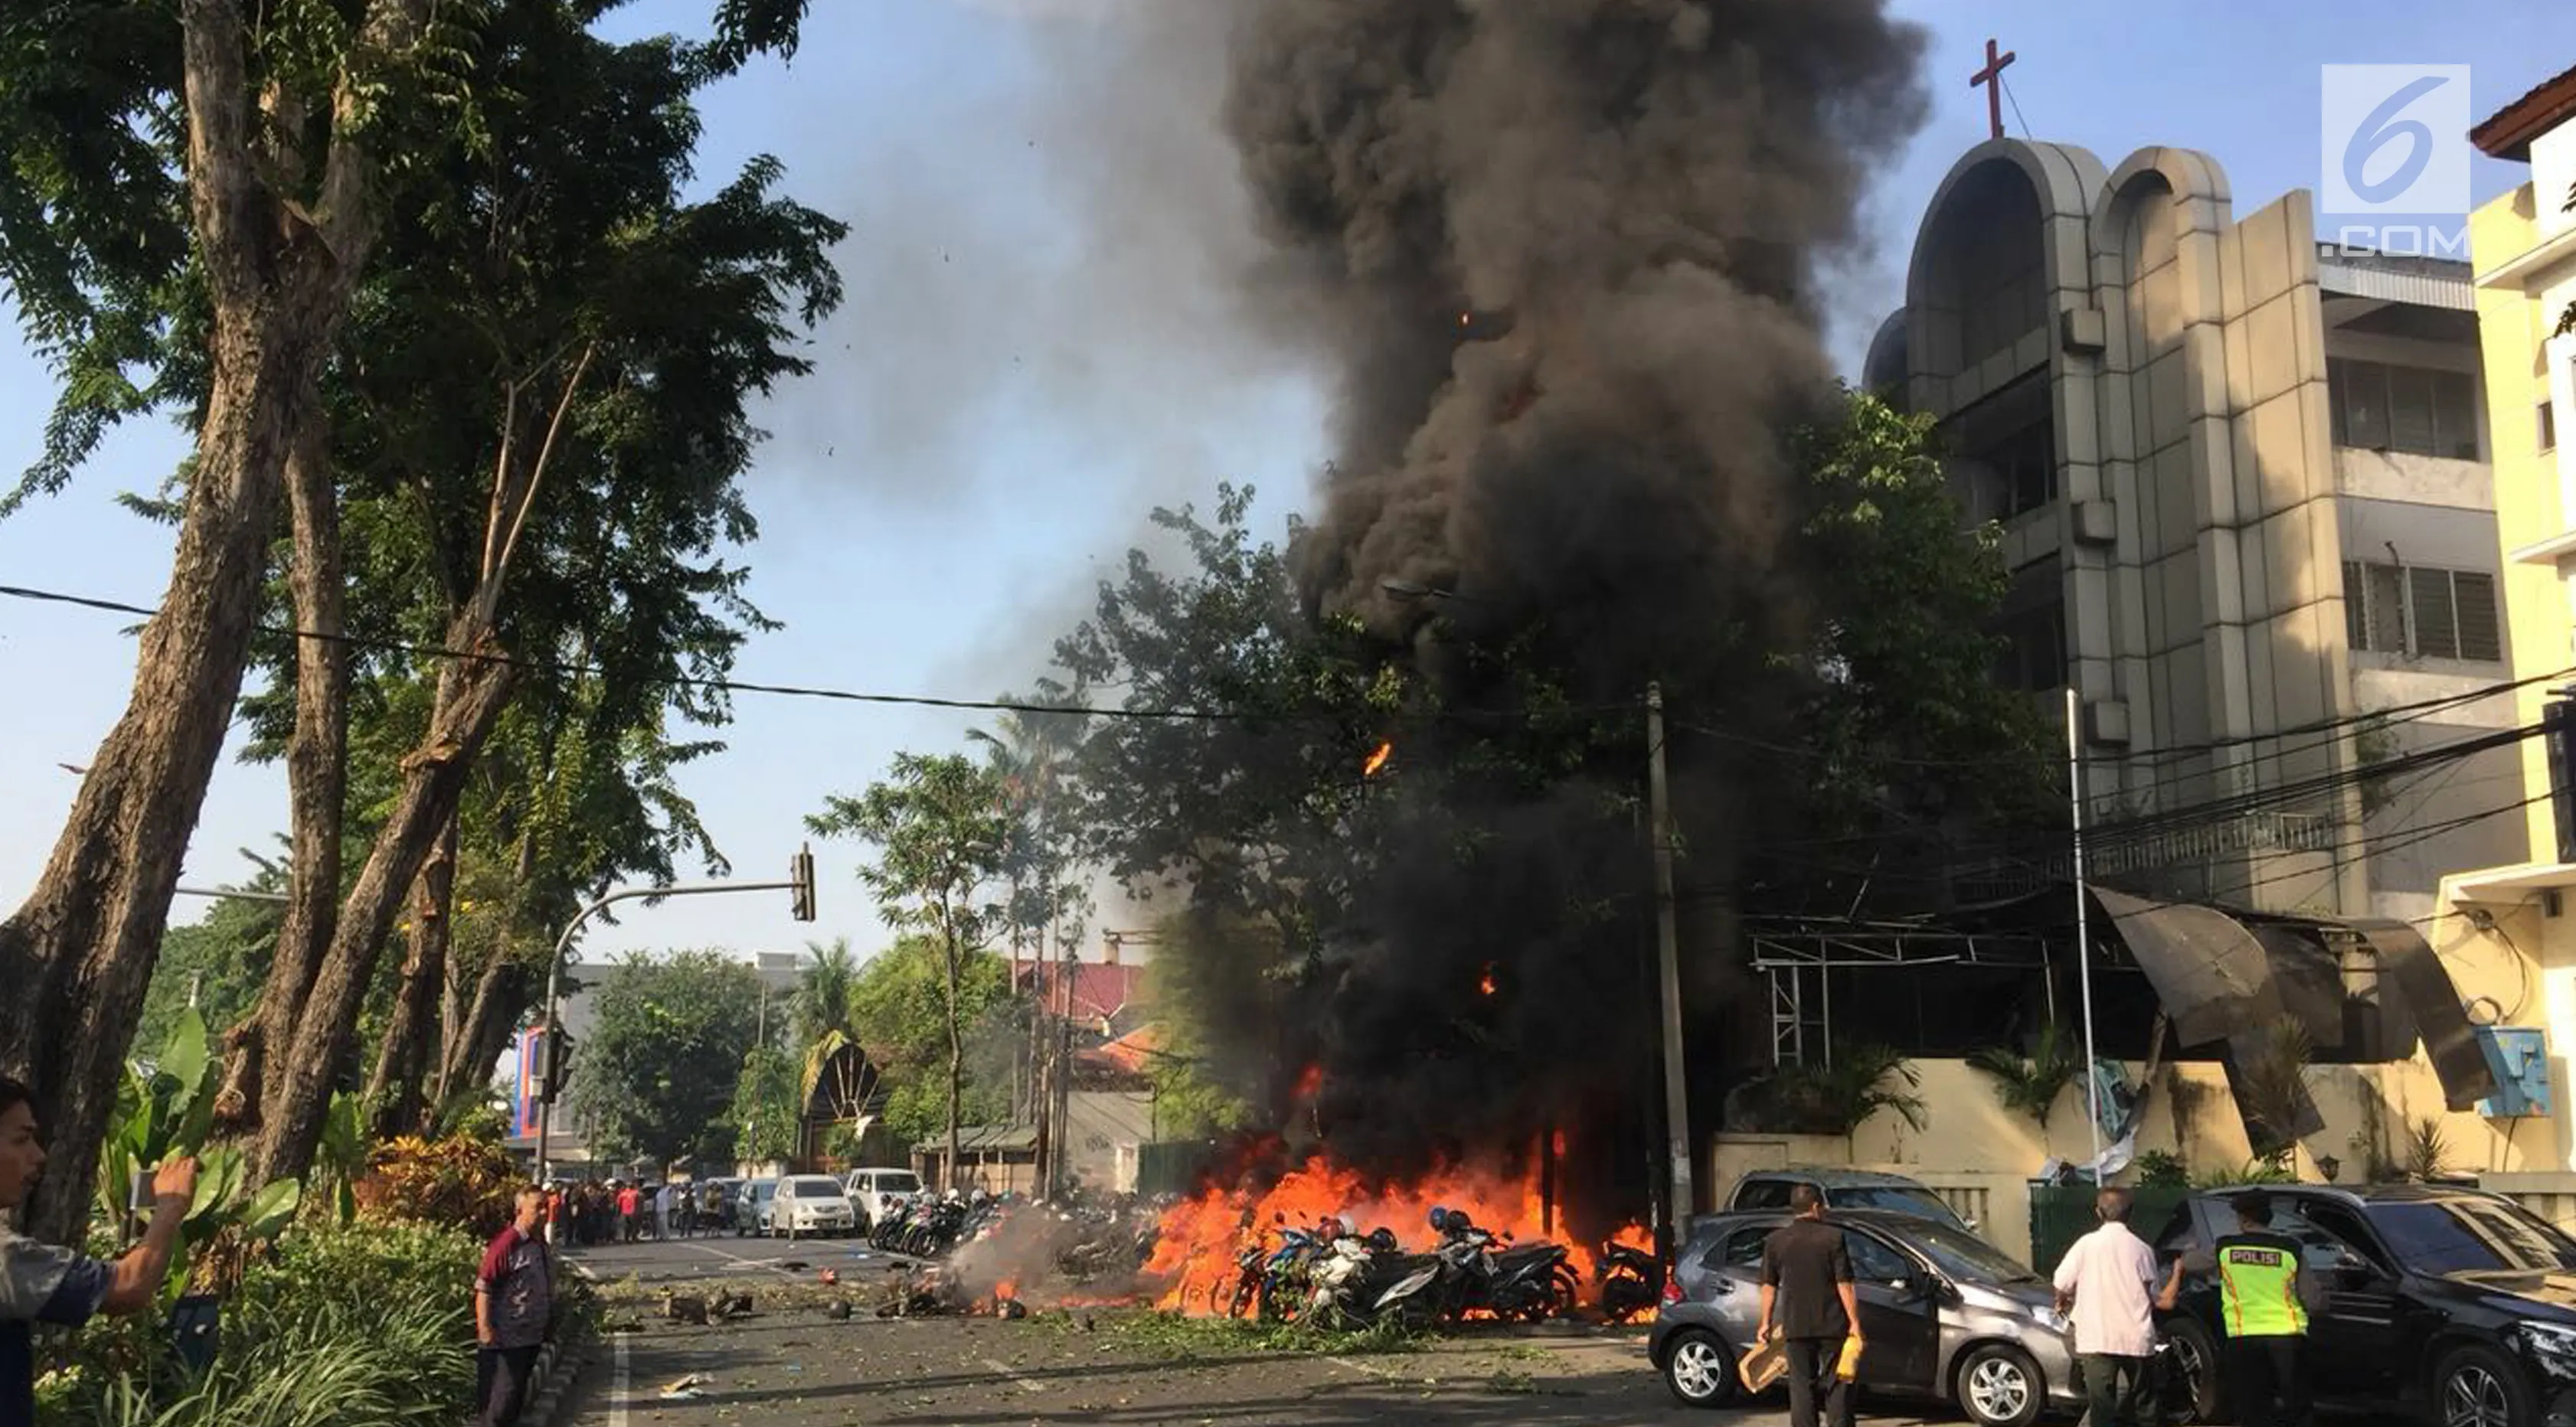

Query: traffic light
[538,1027,574,1103]
[790,844,817,922]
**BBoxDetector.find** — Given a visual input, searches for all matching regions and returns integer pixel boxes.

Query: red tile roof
[1015,959,1143,1024]
[2472,61,2576,161]
[1077,1024,1160,1077]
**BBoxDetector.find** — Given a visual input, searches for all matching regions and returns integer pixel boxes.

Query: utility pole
[1646,682,1694,1232]
[2066,687,2104,1174]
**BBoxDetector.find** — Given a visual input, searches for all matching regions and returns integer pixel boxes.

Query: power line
[0,580,1632,727]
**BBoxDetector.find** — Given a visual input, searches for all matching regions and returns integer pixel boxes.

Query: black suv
[2151,1184,2576,1427]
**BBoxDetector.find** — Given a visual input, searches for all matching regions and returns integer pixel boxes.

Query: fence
[2026,1184,2193,1275]
[1137,1139,1218,1199]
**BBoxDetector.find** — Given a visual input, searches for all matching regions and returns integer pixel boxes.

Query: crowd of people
[539,1177,737,1246]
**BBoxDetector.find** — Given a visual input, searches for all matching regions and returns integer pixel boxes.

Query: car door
[1843,1227,1940,1395]
[2280,1198,2401,1402]
[1700,1224,1774,1346]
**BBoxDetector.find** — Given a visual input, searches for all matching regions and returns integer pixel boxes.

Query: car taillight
[1662,1270,1683,1305]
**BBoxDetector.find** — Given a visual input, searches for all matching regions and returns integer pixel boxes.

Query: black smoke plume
[1169,0,1927,1226]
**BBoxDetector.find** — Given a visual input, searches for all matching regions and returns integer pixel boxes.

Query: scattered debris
[660,1291,709,1325]
[659,1372,712,1401]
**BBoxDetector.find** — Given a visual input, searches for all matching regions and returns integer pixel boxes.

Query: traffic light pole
[534,844,819,1180]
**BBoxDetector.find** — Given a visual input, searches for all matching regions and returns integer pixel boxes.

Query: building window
[2342,560,2502,662]
[2328,358,2480,460]
[1978,414,2057,518]
[1992,558,2066,692]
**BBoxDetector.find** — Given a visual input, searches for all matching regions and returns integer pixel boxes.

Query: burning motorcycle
[1597,1238,1659,1323]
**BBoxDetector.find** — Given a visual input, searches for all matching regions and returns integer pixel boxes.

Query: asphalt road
[551,1239,1963,1427]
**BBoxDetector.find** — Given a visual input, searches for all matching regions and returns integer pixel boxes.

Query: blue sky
[3,0,2572,970]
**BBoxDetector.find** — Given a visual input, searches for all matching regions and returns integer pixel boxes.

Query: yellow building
[2434,64,2576,1173]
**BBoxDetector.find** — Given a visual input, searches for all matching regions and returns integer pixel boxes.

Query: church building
[1866,134,2516,924]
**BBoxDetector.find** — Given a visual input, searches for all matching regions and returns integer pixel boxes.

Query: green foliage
[2191,1157,2298,1190]
[845,935,1014,1145]
[1966,1022,2081,1130]
[812,753,1012,952]
[728,1042,800,1164]
[1787,389,2054,857]
[96,1009,301,1281]
[355,1134,519,1237]
[2404,1115,2449,1181]
[2235,1020,2315,1156]
[1080,1308,1423,1360]
[1133,919,1261,1139]
[1742,1043,1927,1140]
[135,851,287,1053]
[793,939,859,1048]
[561,950,762,1168]
[36,1220,479,1427]
[2130,1149,2191,1189]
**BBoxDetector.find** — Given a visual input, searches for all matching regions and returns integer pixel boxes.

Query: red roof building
[1013,957,1145,1033]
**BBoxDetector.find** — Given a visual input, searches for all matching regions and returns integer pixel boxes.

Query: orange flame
[1362,741,1393,777]
[1478,963,1498,996]
[1146,1146,1646,1316]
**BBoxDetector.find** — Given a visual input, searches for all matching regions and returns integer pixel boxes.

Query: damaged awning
[2088,888,2283,1048]
[2087,887,2496,1110]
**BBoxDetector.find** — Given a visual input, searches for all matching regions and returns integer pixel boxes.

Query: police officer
[2158,1190,2313,1427]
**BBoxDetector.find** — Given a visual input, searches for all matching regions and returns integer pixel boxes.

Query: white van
[771,1175,857,1239]
[843,1167,922,1223]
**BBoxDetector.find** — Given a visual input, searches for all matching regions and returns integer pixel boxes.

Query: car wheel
[1955,1343,2045,1427]
[1662,1328,1738,1409]
[2434,1343,2536,1427]
[2160,1318,2225,1425]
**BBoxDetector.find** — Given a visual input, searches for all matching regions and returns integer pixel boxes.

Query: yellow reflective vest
[2215,1233,2309,1338]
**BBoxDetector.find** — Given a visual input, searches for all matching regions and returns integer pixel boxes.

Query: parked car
[773,1174,859,1238]
[1649,1208,2077,1427]
[844,1166,923,1226]
[735,1177,777,1237]
[2152,1184,2576,1427]
[1723,1168,1975,1233]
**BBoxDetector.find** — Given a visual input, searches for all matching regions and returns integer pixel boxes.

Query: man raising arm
[2,1076,199,1427]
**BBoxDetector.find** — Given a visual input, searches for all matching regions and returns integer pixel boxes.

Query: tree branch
[314,0,436,263]
[481,341,594,621]
[179,0,263,302]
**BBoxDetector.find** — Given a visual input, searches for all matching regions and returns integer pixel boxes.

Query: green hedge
[38,1221,482,1427]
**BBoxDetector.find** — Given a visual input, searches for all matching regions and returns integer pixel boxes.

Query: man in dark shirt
[1758,1184,1865,1427]
[2,1076,198,1427]
[475,1187,555,1427]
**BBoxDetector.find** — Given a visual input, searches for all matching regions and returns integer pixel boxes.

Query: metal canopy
[2088,887,2283,1049]
[1748,923,2050,1066]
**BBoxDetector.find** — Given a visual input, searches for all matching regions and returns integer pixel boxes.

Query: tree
[0,0,820,1239]
[728,1043,800,1166]
[562,950,762,1170]
[844,935,1014,1149]
[0,0,456,1245]
[810,759,1012,1189]
[136,854,290,1057]
[793,940,860,1049]
[236,4,841,1185]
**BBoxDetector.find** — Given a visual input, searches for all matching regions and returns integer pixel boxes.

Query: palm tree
[1967,1021,2081,1131]
[793,939,858,1049]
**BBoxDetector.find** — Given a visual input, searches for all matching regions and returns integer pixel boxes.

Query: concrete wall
[1708,1050,2554,1263]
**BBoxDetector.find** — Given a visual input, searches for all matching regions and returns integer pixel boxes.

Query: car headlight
[2025,1301,2070,1334]
[2518,1321,2576,1383]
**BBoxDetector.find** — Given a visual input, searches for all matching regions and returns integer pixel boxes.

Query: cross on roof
[1971,38,2017,142]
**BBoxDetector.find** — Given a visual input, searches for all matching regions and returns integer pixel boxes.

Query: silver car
[1648,1209,2081,1427]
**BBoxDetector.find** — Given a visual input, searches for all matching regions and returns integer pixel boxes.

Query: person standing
[2159,1191,2314,1427]
[475,1186,554,1427]
[1755,1184,1865,1427]
[1,1076,199,1427]
[616,1180,639,1243]
[2052,1187,2162,1427]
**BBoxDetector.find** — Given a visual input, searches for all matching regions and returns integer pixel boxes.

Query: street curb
[516,1330,594,1427]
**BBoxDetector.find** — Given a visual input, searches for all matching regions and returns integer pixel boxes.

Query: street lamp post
[532,845,819,1180]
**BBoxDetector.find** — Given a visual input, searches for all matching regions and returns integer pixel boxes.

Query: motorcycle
[1597,1239,1659,1323]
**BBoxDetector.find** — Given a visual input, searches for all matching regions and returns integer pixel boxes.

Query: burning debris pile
[875,1200,1158,1319]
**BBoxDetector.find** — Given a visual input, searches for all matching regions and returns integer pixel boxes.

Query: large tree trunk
[236,405,350,1137]
[364,813,458,1139]
[254,620,519,1181]
[0,0,425,1241]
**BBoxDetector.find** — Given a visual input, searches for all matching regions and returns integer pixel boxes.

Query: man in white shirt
[2051,1187,2162,1427]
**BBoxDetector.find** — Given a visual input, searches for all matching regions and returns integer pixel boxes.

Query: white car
[772,1175,858,1238]
[842,1167,922,1225]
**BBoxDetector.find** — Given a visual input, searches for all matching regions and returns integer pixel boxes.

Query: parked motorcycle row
[1208,1206,1611,1331]
[867,1188,1162,1281]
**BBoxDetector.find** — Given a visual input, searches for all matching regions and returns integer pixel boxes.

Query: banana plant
[94,1010,303,1262]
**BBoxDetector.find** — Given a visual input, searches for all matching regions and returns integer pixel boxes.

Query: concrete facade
[2437,67,2576,1173]
[1868,139,2513,922]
